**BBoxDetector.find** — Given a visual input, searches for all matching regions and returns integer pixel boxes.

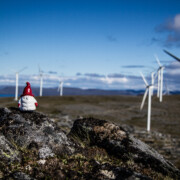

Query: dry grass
[0,95,180,138]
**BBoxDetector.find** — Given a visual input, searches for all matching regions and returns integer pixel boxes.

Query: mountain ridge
[0,86,179,96]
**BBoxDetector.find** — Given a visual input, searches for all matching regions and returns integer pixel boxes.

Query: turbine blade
[154,54,162,67]
[140,88,148,110]
[140,72,148,86]
[38,65,41,75]
[154,71,158,80]
[151,72,155,84]
[18,66,27,73]
[163,49,180,62]
[38,65,43,73]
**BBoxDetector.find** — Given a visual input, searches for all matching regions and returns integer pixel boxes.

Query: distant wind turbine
[14,67,27,101]
[163,49,180,62]
[154,55,165,102]
[151,72,155,96]
[39,66,43,97]
[58,81,63,96]
[140,72,153,132]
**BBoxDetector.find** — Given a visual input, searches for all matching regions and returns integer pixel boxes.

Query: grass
[0,95,180,177]
[0,95,180,138]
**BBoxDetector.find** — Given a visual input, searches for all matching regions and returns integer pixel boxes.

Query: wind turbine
[14,67,27,101]
[39,66,43,97]
[163,49,180,63]
[154,55,165,102]
[140,72,153,132]
[58,81,63,96]
[151,72,155,96]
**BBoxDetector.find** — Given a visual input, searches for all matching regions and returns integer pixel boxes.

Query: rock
[69,117,180,179]
[11,171,35,180]
[38,145,54,159]
[0,107,74,160]
[0,134,20,163]
[1,108,180,179]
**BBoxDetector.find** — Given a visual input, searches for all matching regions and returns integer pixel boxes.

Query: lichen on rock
[0,108,180,179]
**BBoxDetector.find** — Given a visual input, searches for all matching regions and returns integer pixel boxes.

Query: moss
[2,152,11,158]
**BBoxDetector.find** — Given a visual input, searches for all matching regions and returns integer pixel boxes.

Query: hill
[0,107,179,179]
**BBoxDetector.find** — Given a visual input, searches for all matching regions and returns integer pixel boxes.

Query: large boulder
[69,117,180,179]
[0,107,74,160]
[0,134,20,164]
[0,108,179,179]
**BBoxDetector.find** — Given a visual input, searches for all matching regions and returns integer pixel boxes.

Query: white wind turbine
[39,66,43,97]
[151,72,155,96]
[140,72,154,132]
[58,81,63,96]
[14,67,27,101]
[154,55,165,102]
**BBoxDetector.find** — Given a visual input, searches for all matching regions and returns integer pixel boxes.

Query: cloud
[154,14,180,47]
[47,71,57,74]
[106,35,117,42]
[122,65,145,68]
[163,62,180,91]
[76,73,105,78]
[76,72,82,76]
[108,73,124,78]
[0,51,9,57]
[165,61,180,76]
[84,73,105,78]
[0,67,180,91]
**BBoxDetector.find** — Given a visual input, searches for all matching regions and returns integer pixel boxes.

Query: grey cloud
[76,73,104,78]
[122,65,145,68]
[165,62,180,71]
[106,35,117,42]
[108,73,124,78]
[48,71,57,74]
[0,51,9,57]
[76,72,82,76]
[154,14,180,47]
[84,73,105,78]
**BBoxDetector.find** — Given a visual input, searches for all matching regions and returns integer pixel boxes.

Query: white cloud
[165,61,180,75]
[173,14,180,30]
[0,68,179,91]
[99,76,128,84]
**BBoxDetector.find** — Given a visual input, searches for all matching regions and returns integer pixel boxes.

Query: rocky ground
[51,112,180,171]
[0,107,180,179]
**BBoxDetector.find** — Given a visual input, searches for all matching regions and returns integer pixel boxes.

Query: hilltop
[0,95,180,170]
[0,107,180,179]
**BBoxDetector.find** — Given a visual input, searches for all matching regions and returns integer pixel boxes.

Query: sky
[0,0,180,91]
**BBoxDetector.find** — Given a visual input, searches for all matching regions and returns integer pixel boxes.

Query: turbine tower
[14,67,27,101]
[58,81,63,96]
[39,66,43,97]
[140,72,153,132]
[151,72,155,96]
[155,55,165,102]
